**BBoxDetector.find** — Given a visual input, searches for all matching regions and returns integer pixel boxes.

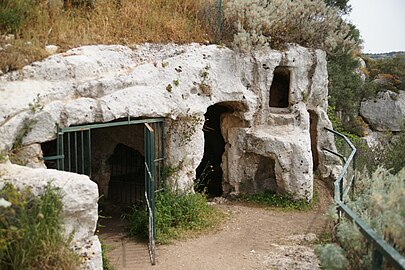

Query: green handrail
[324,127,405,270]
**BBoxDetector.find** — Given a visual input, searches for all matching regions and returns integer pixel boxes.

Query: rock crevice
[0,43,338,203]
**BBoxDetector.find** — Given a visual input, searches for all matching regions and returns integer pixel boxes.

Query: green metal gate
[145,122,156,264]
[43,118,165,265]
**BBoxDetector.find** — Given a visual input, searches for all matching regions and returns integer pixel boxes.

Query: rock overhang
[0,42,337,201]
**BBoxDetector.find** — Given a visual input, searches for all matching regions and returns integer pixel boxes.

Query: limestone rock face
[0,43,337,202]
[360,90,405,132]
[0,162,102,269]
[11,143,46,168]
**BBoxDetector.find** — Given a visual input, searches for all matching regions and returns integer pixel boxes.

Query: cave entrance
[269,66,290,108]
[308,110,319,171]
[196,104,233,197]
[42,118,164,265]
[42,119,165,204]
[108,143,145,204]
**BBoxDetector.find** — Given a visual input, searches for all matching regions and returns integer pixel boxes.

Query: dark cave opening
[195,104,232,197]
[308,110,319,171]
[108,143,145,204]
[269,66,290,108]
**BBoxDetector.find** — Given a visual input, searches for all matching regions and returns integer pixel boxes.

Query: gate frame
[43,117,165,265]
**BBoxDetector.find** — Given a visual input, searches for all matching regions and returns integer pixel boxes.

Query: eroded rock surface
[0,43,338,202]
[0,162,102,269]
[360,90,405,132]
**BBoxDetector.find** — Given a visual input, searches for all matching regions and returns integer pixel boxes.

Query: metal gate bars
[43,117,165,265]
[144,121,165,265]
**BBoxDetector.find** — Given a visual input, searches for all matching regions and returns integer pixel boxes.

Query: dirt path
[99,180,333,270]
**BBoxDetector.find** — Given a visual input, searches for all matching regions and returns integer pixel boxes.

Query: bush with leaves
[317,167,405,269]
[0,0,37,34]
[382,131,405,175]
[364,54,405,93]
[324,0,351,14]
[128,189,223,244]
[0,183,80,270]
[315,243,349,270]
[224,0,359,53]
[327,53,364,116]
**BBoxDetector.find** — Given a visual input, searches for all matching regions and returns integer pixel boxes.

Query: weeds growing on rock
[0,183,80,270]
[100,239,115,270]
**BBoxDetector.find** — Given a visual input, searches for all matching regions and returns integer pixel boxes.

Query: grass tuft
[128,189,224,244]
[239,191,316,211]
[0,182,80,270]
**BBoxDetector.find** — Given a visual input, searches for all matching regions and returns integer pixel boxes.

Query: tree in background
[224,0,359,53]
[364,55,405,93]
[319,0,371,134]
[324,0,351,14]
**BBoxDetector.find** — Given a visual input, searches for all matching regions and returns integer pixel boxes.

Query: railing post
[372,249,383,270]
[324,127,405,269]
[218,0,222,37]
[351,154,356,199]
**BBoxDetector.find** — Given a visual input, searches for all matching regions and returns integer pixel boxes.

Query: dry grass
[0,0,223,73]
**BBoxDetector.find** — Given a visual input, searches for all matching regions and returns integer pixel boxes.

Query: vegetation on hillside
[328,47,405,136]
[0,183,80,270]
[2,0,403,267]
[224,0,359,53]
[1,0,362,73]
[364,51,405,60]
[316,167,405,269]
[364,54,405,93]
[0,0,218,72]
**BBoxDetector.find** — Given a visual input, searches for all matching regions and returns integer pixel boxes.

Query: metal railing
[323,127,405,270]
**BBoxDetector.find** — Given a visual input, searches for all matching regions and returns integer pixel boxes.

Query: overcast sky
[348,0,405,53]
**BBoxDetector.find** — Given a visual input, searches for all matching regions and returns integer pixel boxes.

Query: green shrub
[127,204,148,239]
[315,243,349,270]
[353,139,380,174]
[239,191,314,211]
[0,0,36,34]
[327,53,364,118]
[0,183,80,270]
[382,131,405,174]
[128,190,224,244]
[318,167,405,268]
[224,0,359,53]
[100,239,115,270]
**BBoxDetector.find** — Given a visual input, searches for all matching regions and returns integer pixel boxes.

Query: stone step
[266,112,298,126]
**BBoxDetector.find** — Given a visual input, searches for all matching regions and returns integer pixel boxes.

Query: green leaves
[0,183,80,270]
[128,190,223,244]
[315,244,349,270]
[0,0,36,34]
[318,167,405,268]
[225,0,359,53]
[382,131,405,174]
[240,191,314,211]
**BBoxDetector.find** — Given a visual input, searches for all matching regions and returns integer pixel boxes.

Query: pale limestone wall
[0,43,338,202]
[0,163,102,270]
